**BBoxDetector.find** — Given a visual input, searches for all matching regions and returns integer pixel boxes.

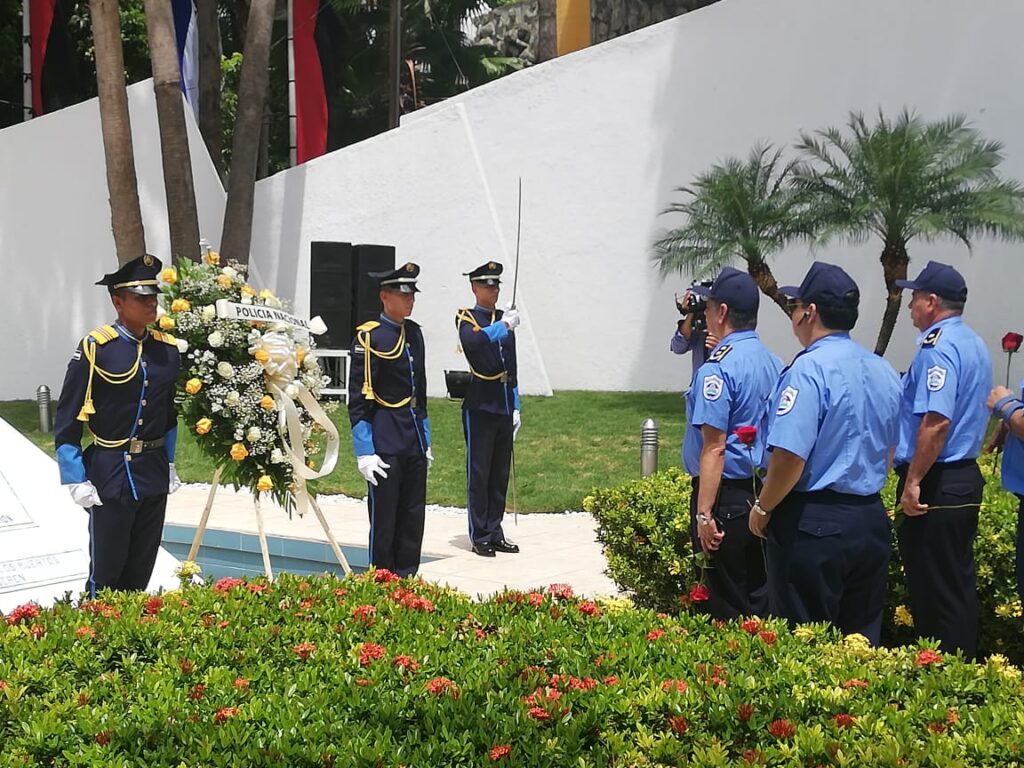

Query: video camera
[675,280,713,335]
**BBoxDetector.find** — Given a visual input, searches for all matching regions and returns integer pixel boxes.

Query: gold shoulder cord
[77,329,144,449]
[359,324,412,408]
[456,309,505,382]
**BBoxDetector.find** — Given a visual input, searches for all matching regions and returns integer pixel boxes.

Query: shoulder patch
[149,330,178,345]
[776,386,799,416]
[707,344,732,363]
[87,325,118,345]
[702,374,725,402]
[356,320,381,333]
[921,328,942,348]
[71,348,82,362]
[926,365,947,392]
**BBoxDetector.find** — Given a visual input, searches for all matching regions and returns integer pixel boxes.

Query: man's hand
[704,333,720,350]
[748,504,770,539]
[425,447,434,471]
[503,309,521,331]
[900,482,929,516]
[988,385,1015,411]
[357,455,390,486]
[512,410,522,440]
[68,482,102,509]
[696,516,724,553]
[168,463,183,495]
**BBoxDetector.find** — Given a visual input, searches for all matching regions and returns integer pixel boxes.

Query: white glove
[357,454,390,486]
[168,463,182,495]
[426,446,434,470]
[68,482,103,509]
[512,410,522,440]
[503,309,521,331]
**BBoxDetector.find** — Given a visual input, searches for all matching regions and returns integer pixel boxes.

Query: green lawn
[0,391,685,512]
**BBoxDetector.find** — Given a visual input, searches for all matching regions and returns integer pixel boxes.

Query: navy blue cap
[779,262,860,307]
[463,261,502,286]
[691,266,760,313]
[894,261,967,302]
[369,262,420,293]
[96,254,163,295]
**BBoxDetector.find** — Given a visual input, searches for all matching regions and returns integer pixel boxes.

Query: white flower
[201,305,216,322]
[221,266,238,278]
[208,330,224,348]
[234,429,244,441]
[284,383,300,399]
[225,391,241,407]
[241,295,253,305]
[248,329,262,344]
[246,426,262,442]
[265,295,283,309]
[217,361,234,379]
[157,304,167,318]
[303,354,319,371]
[270,448,285,464]
[175,338,189,354]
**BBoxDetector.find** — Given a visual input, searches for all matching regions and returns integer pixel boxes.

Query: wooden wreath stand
[185,466,351,580]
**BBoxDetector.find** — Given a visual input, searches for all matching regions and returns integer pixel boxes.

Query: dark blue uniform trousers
[87,494,167,595]
[368,454,427,577]
[1016,495,1024,605]
[689,476,768,619]
[766,490,890,644]
[896,460,983,660]
[462,409,513,546]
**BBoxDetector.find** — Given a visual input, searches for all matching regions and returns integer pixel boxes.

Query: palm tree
[794,109,1024,355]
[90,0,146,265]
[144,0,201,264]
[653,144,806,315]
[196,0,223,179]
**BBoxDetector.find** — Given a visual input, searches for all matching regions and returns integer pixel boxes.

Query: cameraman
[671,288,720,387]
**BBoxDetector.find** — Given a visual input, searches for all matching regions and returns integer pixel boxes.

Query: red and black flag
[293,0,343,163]
[29,0,83,117]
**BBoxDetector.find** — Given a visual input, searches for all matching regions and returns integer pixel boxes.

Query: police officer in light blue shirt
[682,267,782,619]
[894,261,991,659]
[989,378,1024,604]
[750,262,901,644]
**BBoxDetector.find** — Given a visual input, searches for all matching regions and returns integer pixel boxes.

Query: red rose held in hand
[734,426,758,446]
[1003,332,1023,353]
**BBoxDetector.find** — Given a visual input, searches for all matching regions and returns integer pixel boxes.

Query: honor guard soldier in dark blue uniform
[684,268,782,618]
[54,254,182,596]
[751,262,901,644]
[456,261,522,557]
[989,379,1024,604]
[894,261,991,659]
[348,263,432,577]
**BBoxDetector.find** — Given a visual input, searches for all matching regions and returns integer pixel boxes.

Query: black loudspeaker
[352,244,395,327]
[310,241,354,349]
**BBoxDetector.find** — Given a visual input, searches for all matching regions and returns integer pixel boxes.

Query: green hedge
[586,456,1024,662]
[3,573,1024,766]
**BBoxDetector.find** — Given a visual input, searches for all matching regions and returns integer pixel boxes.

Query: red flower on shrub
[737,703,754,723]
[426,677,459,698]
[667,715,689,734]
[143,596,163,615]
[768,719,796,739]
[394,655,421,672]
[178,658,194,675]
[233,677,250,691]
[604,675,619,686]
[294,642,317,660]
[1003,332,1023,353]
[5,602,40,625]
[578,601,601,617]
[214,706,240,724]
[94,731,111,746]
[833,713,856,729]
[527,706,550,721]
[76,692,90,706]
[842,678,868,689]
[947,708,959,725]
[352,604,377,623]
[75,626,95,639]
[662,679,688,694]
[29,624,45,640]
[647,629,666,641]
[0,680,7,690]
[489,744,511,761]
[928,721,947,735]
[741,619,761,635]
[548,583,574,600]
[689,584,710,602]
[741,749,766,765]
[189,684,205,700]
[734,426,758,446]
[527,592,545,607]
[356,678,371,687]
[758,630,777,646]
[80,600,120,619]
[214,577,245,594]
[372,569,400,584]
[247,582,268,594]
[916,649,943,667]
[334,587,349,598]
[569,677,598,691]
[358,642,386,666]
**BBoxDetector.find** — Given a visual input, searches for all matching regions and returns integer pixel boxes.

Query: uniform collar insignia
[921,328,942,348]
[707,344,733,363]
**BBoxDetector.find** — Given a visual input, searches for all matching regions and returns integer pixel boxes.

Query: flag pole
[287,0,297,166]
[22,0,31,121]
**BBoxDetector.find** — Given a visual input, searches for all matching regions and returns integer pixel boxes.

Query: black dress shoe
[472,542,496,557]
[491,539,520,554]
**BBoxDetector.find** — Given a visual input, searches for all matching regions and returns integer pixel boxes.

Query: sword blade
[511,177,522,308]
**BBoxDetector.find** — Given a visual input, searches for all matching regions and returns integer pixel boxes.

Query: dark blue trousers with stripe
[368,454,427,577]
[87,495,166,595]
[463,409,513,546]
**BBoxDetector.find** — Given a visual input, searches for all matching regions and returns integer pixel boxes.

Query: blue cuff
[513,387,521,411]
[56,444,87,484]
[165,426,178,463]
[1004,402,1024,424]
[422,417,432,448]
[483,321,509,343]
[352,420,375,456]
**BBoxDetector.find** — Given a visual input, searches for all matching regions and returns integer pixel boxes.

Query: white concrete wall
[0,80,225,400]
[250,0,1024,395]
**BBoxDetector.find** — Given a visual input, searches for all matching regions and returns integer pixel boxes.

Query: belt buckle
[129,437,144,454]
[500,373,508,383]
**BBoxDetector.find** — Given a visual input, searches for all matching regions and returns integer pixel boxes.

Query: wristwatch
[696,514,713,526]
[752,499,771,517]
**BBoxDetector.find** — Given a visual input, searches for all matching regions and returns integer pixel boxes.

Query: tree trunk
[220,0,276,265]
[874,241,909,356]
[144,0,201,264]
[745,256,790,316]
[197,0,223,179]
[90,0,146,266]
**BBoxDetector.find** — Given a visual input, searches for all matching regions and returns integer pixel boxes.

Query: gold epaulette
[356,320,380,333]
[150,330,178,345]
[87,325,119,345]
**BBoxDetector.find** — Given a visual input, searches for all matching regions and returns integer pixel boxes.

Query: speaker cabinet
[309,241,354,349]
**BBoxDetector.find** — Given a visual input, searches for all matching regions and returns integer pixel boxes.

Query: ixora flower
[734,425,758,446]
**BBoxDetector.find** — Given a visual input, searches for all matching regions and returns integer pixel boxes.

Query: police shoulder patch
[707,344,732,363]
[776,386,799,416]
[702,374,725,402]
[921,328,942,348]
[926,365,947,392]
[71,348,82,362]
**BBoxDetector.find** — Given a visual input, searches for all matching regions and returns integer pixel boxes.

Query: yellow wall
[556,0,591,56]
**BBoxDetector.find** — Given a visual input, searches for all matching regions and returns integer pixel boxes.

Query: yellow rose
[195,418,213,435]
[256,475,274,492]
[253,348,270,363]
[230,442,249,461]
[158,315,176,330]
[204,249,221,266]
[160,267,178,284]
[260,395,275,411]
[217,274,233,289]
[241,284,255,297]
[185,378,202,395]
[170,298,191,313]
[296,347,306,365]
[259,288,275,300]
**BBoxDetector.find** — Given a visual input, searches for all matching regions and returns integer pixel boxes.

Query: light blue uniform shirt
[766,333,901,495]
[683,330,783,479]
[894,316,992,465]
[1001,378,1024,496]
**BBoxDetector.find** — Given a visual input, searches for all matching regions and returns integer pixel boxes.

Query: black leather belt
[94,436,165,453]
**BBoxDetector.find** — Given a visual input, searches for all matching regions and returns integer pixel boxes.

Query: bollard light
[36,384,52,433]
[640,418,658,477]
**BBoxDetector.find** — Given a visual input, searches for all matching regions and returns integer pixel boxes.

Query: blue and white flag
[171,0,199,119]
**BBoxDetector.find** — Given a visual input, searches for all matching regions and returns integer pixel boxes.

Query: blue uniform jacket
[348,315,430,457]
[54,322,180,503]
[456,305,519,415]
